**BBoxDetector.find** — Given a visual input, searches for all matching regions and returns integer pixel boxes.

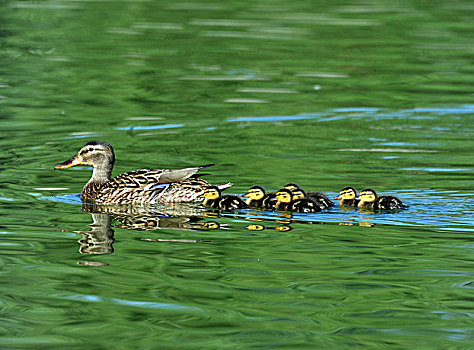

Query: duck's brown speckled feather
[83,174,224,205]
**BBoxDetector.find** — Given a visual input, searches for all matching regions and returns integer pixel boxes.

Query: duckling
[290,188,322,212]
[286,185,334,210]
[275,188,294,211]
[244,185,276,209]
[357,188,408,210]
[202,186,247,210]
[276,188,320,213]
[334,186,360,207]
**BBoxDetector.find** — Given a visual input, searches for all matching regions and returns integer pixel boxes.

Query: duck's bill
[54,155,83,169]
[333,196,341,200]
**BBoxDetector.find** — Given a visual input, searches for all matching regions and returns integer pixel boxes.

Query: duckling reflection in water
[245,224,293,232]
[202,186,248,210]
[244,185,276,209]
[334,186,360,207]
[357,188,408,210]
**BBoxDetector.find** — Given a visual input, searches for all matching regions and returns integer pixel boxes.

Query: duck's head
[245,185,266,200]
[203,186,222,200]
[357,188,377,203]
[291,188,306,200]
[334,186,357,200]
[276,188,293,203]
[54,141,115,171]
[284,183,300,192]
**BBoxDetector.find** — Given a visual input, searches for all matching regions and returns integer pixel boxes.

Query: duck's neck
[91,164,113,183]
[81,164,113,200]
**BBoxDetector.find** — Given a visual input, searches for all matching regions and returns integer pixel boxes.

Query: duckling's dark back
[219,195,248,210]
[307,191,334,209]
[374,196,408,210]
[291,199,321,213]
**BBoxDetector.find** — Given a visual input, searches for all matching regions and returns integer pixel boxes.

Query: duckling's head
[291,188,306,200]
[54,141,115,171]
[245,185,266,200]
[358,188,377,203]
[276,188,293,203]
[334,186,357,200]
[203,186,222,200]
[284,183,300,192]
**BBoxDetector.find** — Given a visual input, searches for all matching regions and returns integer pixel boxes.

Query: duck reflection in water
[77,203,223,255]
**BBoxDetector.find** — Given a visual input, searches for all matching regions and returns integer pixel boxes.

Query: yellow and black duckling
[54,140,232,205]
[357,188,408,210]
[284,184,334,209]
[275,188,294,211]
[334,186,360,207]
[244,185,276,209]
[202,186,248,210]
[275,188,320,213]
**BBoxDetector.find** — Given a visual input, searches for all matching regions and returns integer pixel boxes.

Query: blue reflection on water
[227,115,317,122]
[117,124,184,130]
[60,294,202,311]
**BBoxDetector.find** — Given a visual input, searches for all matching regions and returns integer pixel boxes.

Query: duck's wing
[159,164,215,183]
[105,164,213,189]
[94,165,217,205]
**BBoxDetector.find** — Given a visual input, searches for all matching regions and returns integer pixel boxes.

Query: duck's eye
[88,147,94,152]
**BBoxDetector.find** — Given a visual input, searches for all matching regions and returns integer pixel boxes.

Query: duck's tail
[158,164,215,183]
[217,182,233,191]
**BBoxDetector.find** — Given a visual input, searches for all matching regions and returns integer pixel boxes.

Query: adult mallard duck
[244,185,276,209]
[357,188,408,210]
[334,186,360,207]
[202,186,247,210]
[54,141,232,205]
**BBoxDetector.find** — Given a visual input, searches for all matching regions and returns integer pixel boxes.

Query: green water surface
[0,0,473,349]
